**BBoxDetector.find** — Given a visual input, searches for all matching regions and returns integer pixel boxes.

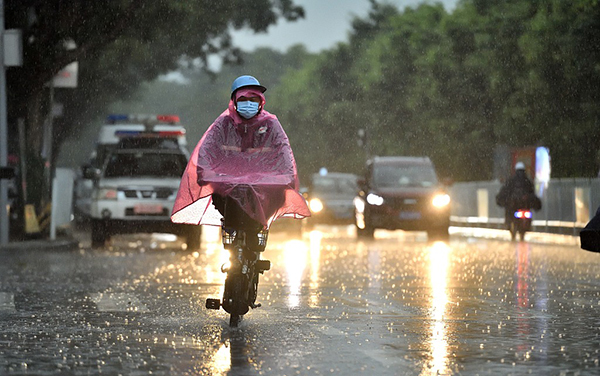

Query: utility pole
[0,1,23,245]
[0,0,8,245]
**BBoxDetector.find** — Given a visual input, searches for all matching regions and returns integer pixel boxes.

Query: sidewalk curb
[0,238,80,252]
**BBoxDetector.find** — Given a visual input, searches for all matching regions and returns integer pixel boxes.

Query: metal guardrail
[448,178,600,236]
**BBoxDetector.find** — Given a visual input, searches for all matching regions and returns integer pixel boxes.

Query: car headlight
[366,193,384,206]
[432,193,450,208]
[309,198,324,213]
[96,188,118,200]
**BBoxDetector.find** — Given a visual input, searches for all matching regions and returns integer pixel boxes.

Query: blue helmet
[231,75,267,97]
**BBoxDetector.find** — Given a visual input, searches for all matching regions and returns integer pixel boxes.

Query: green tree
[270,1,398,181]
[515,0,600,176]
[5,0,304,208]
[276,0,600,180]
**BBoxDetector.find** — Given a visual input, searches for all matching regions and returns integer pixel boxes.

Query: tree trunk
[26,89,45,155]
[24,88,51,212]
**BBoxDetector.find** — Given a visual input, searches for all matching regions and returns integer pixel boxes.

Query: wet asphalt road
[1,226,599,375]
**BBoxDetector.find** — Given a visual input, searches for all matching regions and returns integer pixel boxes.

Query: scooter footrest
[205,298,221,310]
[256,260,270,273]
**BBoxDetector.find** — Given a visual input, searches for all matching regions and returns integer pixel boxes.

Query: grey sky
[231,0,459,53]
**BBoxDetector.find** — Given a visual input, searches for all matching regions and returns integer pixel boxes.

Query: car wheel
[427,226,449,241]
[356,224,374,239]
[91,219,109,247]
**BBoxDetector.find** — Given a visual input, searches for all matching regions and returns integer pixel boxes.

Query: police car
[80,114,200,248]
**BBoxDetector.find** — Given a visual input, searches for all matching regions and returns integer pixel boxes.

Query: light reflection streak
[202,226,228,294]
[367,247,381,289]
[203,246,229,294]
[515,242,531,355]
[308,231,322,307]
[423,241,451,376]
[283,239,309,308]
[208,342,231,375]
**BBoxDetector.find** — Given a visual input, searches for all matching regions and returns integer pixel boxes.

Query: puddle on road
[2,226,600,375]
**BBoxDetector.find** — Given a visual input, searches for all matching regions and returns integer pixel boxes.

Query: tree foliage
[5,0,304,206]
[60,45,314,167]
[85,0,600,183]
[270,0,600,180]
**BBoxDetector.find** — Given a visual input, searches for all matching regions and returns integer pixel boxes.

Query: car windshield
[373,164,437,188]
[312,175,357,195]
[103,152,187,178]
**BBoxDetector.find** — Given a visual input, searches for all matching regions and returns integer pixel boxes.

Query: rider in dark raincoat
[171,75,310,230]
[496,162,537,227]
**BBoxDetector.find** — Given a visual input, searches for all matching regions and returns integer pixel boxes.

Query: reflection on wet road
[1,226,600,375]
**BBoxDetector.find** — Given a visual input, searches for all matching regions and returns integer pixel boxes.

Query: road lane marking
[0,292,16,313]
[90,293,148,312]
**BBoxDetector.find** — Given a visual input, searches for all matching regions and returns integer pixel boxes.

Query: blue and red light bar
[156,115,180,124]
[106,114,180,124]
[107,114,129,123]
[114,130,186,138]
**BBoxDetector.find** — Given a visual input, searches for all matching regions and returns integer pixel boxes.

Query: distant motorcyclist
[496,162,538,228]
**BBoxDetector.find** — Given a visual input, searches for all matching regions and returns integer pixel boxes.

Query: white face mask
[236,101,260,119]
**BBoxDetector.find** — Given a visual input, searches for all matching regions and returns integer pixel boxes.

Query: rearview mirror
[82,166,101,180]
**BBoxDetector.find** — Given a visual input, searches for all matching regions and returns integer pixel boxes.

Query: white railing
[449,178,600,236]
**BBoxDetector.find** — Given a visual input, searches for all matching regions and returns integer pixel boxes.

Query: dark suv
[354,156,450,239]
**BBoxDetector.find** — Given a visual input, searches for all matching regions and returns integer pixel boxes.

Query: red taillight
[157,115,180,124]
[514,210,532,219]
[158,130,185,137]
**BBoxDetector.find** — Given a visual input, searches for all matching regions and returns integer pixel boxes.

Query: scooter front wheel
[230,314,242,327]
[223,272,249,327]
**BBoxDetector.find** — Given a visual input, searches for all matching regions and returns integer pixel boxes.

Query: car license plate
[399,211,421,220]
[134,204,163,214]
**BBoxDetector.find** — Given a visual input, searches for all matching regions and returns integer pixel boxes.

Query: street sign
[3,29,22,67]
[52,61,78,88]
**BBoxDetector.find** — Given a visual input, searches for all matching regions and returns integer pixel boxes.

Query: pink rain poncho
[171,88,310,228]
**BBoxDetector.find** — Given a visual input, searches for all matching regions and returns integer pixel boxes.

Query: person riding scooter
[171,75,311,326]
[496,162,541,237]
[170,74,310,229]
